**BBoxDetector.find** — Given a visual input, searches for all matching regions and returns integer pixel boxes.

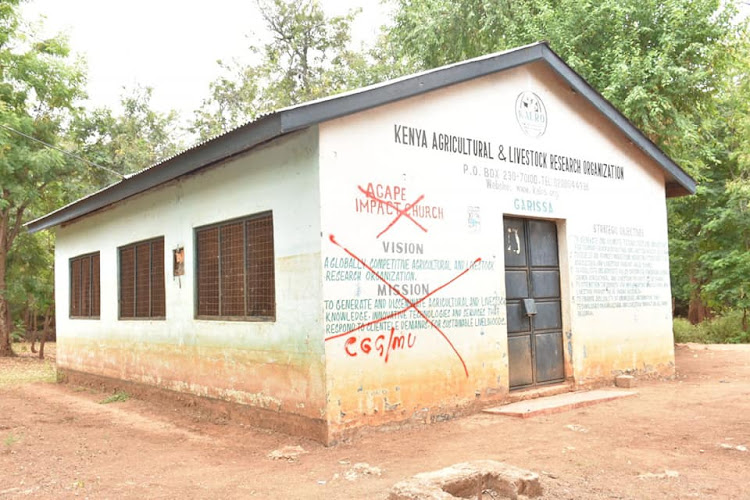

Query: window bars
[119,237,165,319]
[70,252,100,318]
[196,212,275,320]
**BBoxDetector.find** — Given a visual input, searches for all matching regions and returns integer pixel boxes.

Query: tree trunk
[38,307,51,360]
[687,274,706,325]
[0,222,13,357]
[0,299,12,356]
[30,309,37,353]
[743,308,748,333]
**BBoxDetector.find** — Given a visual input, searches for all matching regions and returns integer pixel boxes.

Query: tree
[70,84,184,189]
[385,0,747,321]
[6,228,54,357]
[191,0,368,140]
[5,86,184,355]
[0,0,86,356]
[670,33,750,330]
[389,0,738,155]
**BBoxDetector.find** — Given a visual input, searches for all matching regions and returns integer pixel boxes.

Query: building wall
[54,128,326,431]
[318,62,674,439]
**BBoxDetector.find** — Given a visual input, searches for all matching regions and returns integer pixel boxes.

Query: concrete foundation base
[483,389,637,418]
[57,368,329,444]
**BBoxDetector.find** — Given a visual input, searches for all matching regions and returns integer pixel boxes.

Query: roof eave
[25,44,550,234]
[25,42,696,233]
[666,182,692,198]
[26,113,286,233]
[537,45,696,196]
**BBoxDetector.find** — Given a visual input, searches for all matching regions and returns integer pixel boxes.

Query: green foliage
[6,228,54,332]
[10,321,23,342]
[673,318,709,343]
[4,432,20,447]
[388,0,739,165]
[99,391,130,404]
[668,30,750,324]
[0,0,87,355]
[673,311,749,344]
[0,4,184,357]
[70,84,184,189]
[190,0,375,140]
[387,0,749,326]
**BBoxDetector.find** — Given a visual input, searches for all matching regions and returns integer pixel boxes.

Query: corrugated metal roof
[25,42,696,233]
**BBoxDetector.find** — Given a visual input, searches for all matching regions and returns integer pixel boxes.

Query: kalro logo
[515,91,547,137]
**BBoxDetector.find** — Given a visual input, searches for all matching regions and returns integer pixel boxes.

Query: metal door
[504,217,564,390]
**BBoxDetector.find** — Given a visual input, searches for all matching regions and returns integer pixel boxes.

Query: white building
[28,43,695,444]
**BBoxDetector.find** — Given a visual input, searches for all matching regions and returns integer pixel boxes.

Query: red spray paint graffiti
[326,234,480,377]
[344,327,418,362]
[357,185,428,238]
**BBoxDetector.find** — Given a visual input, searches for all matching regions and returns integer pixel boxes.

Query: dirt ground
[1,343,749,499]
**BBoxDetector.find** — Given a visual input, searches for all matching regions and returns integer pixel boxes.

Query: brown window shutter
[81,255,92,317]
[71,258,82,317]
[220,222,245,316]
[247,214,275,317]
[197,227,220,316]
[120,246,135,318]
[91,253,100,317]
[135,242,151,317]
[151,239,165,317]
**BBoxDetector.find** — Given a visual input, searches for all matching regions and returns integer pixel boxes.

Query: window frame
[194,211,276,322]
[118,236,166,320]
[69,251,101,319]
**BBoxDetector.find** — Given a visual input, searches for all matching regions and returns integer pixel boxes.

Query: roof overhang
[26,42,696,234]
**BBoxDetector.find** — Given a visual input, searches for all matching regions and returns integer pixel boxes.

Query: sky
[20,1,750,124]
[21,1,390,120]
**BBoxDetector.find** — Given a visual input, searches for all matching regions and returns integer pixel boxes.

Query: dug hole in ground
[1,343,749,499]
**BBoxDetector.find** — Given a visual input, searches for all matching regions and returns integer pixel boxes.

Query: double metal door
[504,217,564,390]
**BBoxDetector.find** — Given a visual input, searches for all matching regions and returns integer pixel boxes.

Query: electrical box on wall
[173,247,184,277]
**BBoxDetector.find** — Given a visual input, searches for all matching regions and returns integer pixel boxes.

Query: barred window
[196,212,275,320]
[119,237,166,319]
[70,252,100,318]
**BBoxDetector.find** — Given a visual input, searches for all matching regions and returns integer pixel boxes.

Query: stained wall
[54,128,327,433]
[53,60,678,444]
[318,62,675,440]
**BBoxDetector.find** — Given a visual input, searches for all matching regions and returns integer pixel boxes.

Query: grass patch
[99,391,130,404]
[674,310,749,344]
[0,359,56,386]
[0,342,57,386]
[4,432,21,447]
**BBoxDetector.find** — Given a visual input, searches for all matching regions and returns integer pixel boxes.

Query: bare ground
[1,343,749,499]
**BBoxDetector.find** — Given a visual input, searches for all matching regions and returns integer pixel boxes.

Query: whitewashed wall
[54,128,326,424]
[318,61,674,436]
[53,60,678,442]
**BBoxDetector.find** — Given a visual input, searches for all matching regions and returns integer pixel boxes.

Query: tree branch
[7,201,30,251]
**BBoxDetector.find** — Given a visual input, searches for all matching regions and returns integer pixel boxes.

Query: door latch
[522,298,537,317]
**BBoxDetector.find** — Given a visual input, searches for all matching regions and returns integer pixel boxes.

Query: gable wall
[318,62,674,439]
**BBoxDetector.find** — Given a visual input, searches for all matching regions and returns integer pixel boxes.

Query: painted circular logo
[515,91,547,137]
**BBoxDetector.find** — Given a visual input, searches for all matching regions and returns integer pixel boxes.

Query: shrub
[673,318,709,343]
[673,310,748,344]
[704,310,748,344]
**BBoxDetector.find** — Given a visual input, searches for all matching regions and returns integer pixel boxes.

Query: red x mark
[358,186,428,239]
[326,234,480,377]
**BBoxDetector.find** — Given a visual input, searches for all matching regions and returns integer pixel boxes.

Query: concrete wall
[54,61,677,444]
[54,128,327,435]
[318,62,674,439]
